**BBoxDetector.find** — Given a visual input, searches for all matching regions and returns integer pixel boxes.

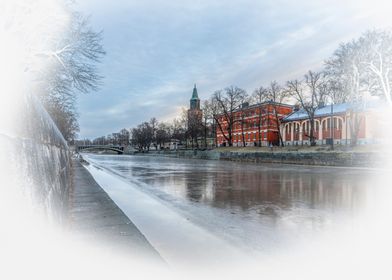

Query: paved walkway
[68,159,162,261]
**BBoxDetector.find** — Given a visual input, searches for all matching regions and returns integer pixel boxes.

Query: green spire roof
[191,84,199,100]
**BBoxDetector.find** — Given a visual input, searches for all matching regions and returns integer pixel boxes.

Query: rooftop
[232,100,293,114]
[282,99,382,122]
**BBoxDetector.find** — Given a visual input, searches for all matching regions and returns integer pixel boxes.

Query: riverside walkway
[68,159,162,261]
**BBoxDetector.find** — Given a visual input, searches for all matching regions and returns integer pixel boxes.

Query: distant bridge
[77,145,125,154]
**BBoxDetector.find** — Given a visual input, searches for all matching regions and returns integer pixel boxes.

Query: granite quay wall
[0,94,71,224]
[142,149,382,167]
[217,151,380,167]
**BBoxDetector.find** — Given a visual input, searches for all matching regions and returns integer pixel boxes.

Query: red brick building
[216,101,293,147]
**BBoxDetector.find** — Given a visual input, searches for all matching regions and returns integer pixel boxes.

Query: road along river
[81,153,387,267]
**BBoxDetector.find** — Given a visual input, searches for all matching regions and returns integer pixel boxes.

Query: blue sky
[75,0,392,139]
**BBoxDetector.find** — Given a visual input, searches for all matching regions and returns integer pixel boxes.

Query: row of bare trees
[75,128,130,146]
[205,71,349,148]
[82,108,198,151]
[96,129,130,146]
[85,115,187,152]
[131,116,195,151]
[200,29,392,147]
[199,84,288,148]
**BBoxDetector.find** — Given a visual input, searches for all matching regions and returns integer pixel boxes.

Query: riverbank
[68,158,162,261]
[139,146,386,167]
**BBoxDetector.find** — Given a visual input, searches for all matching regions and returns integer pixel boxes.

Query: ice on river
[81,153,388,270]
[83,157,248,267]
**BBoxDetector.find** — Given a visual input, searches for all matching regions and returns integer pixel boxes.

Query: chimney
[241,102,249,108]
[294,104,300,111]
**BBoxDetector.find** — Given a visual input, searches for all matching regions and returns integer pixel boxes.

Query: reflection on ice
[83,154,378,254]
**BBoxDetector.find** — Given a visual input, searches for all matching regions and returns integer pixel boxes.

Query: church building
[188,84,202,122]
[187,84,203,147]
[187,84,202,127]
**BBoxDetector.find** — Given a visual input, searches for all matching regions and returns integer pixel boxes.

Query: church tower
[190,84,200,110]
[187,84,203,142]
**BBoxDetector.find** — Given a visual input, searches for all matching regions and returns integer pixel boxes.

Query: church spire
[190,84,200,110]
[191,84,199,100]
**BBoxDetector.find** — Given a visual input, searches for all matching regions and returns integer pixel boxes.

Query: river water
[84,154,381,255]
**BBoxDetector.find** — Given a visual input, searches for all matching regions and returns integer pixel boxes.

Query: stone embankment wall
[0,94,71,224]
[218,151,379,167]
[143,149,380,167]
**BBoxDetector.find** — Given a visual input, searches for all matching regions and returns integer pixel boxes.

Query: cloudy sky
[75,0,392,139]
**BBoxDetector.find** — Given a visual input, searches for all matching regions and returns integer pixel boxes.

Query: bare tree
[93,136,106,145]
[171,115,187,146]
[268,81,289,146]
[201,100,214,148]
[212,86,247,146]
[149,117,159,149]
[43,93,80,142]
[238,95,251,147]
[239,109,247,147]
[252,86,269,146]
[187,110,203,148]
[119,128,130,146]
[286,71,327,146]
[208,97,221,147]
[325,40,363,103]
[156,123,171,149]
[39,13,105,142]
[360,30,392,106]
[180,109,190,148]
[106,134,114,145]
[252,82,288,146]
[131,122,154,151]
[112,133,121,145]
[325,38,368,146]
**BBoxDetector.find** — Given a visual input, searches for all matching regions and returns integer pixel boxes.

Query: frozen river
[82,154,381,260]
